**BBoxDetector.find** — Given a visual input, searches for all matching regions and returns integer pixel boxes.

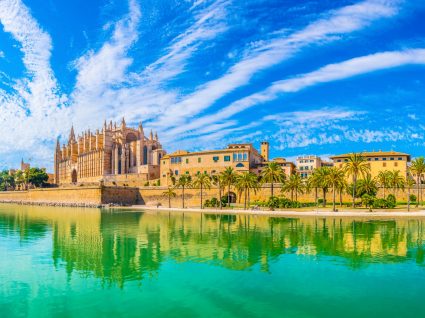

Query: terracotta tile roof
[330,151,410,159]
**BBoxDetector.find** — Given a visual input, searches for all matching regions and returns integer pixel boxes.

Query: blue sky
[0,0,425,171]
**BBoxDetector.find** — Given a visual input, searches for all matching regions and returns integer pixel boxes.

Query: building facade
[296,155,333,179]
[330,151,410,179]
[160,143,266,186]
[54,118,166,185]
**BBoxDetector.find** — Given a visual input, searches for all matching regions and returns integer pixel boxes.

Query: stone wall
[0,186,139,206]
[138,185,419,208]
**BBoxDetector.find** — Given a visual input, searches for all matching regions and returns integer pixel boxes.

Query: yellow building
[254,157,296,177]
[330,151,410,179]
[160,143,266,186]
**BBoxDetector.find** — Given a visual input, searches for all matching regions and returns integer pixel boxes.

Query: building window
[238,153,242,161]
[344,159,348,162]
[394,162,398,167]
[236,163,245,168]
[163,161,166,165]
[367,158,371,161]
[243,153,248,161]
[186,159,189,164]
[383,158,387,161]
[224,156,230,162]
[390,157,394,161]
[185,171,189,174]
[233,154,237,161]
[383,163,386,167]
[398,157,402,160]
[337,159,341,162]
[175,170,179,175]
[213,156,219,162]
[198,158,201,163]
[375,158,379,161]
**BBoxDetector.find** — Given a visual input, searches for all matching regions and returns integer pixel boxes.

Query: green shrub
[362,194,375,210]
[267,196,280,209]
[386,194,396,208]
[409,194,417,203]
[317,198,324,205]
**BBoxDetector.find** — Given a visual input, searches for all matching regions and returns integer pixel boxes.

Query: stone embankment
[0,200,104,208]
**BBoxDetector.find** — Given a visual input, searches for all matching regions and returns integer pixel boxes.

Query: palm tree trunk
[417,176,420,208]
[244,188,247,210]
[295,190,298,202]
[200,184,203,209]
[271,182,274,197]
[322,188,326,207]
[315,188,318,206]
[383,186,386,198]
[332,185,336,212]
[182,186,185,209]
[408,185,411,212]
[168,196,171,208]
[291,190,293,201]
[352,174,356,208]
[228,184,231,208]
[219,183,222,210]
[339,189,343,207]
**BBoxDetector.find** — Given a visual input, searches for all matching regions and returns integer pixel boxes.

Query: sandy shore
[116,205,425,218]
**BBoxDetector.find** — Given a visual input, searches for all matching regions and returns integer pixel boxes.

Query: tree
[313,167,331,207]
[162,187,176,208]
[406,172,415,212]
[236,172,259,209]
[376,170,391,198]
[211,174,224,209]
[356,174,378,197]
[176,175,192,209]
[324,167,345,212]
[221,167,238,208]
[192,172,212,209]
[387,170,405,201]
[410,157,425,207]
[282,174,304,201]
[306,174,320,206]
[27,168,48,187]
[14,170,26,189]
[0,170,15,191]
[343,153,370,207]
[261,162,286,197]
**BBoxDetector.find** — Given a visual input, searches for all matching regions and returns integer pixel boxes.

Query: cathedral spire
[154,131,158,141]
[149,130,153,140]
[69,125,76,143]
[56,137,60,150]
[121,117,126,128]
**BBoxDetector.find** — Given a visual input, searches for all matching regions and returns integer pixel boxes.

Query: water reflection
[0,205,424,286]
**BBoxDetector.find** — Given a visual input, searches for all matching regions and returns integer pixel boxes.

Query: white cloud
[172,48,425,141]
[0,0,68,169]
[70,0,230,132]
[0,50,4,58]
[154,0,401,135]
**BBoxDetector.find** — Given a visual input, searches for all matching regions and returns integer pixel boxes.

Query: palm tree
[221,167,238,207]
[313,167,331,207]
[162,187,177,208]
[387,170,405,200]
[306,174,319,206]
[261,162,286,197]
[376,170,391,198]
[324,167,345,212]
[406,171,415,212]
[236,172,259,209]
[343,153,370,207]
[357,174,378,197]
[176,175,192,209]
[193,172,212,209]
[211,174,224,209]
[282,174,304,201]
[410,157,425,207]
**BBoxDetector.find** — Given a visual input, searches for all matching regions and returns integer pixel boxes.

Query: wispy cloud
[0,0,67,167]
[71,0,230,131]
[173,48,425,141]
[155,0,401,135]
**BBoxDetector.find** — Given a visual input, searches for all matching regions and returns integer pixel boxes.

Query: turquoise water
[0,204,424,317]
